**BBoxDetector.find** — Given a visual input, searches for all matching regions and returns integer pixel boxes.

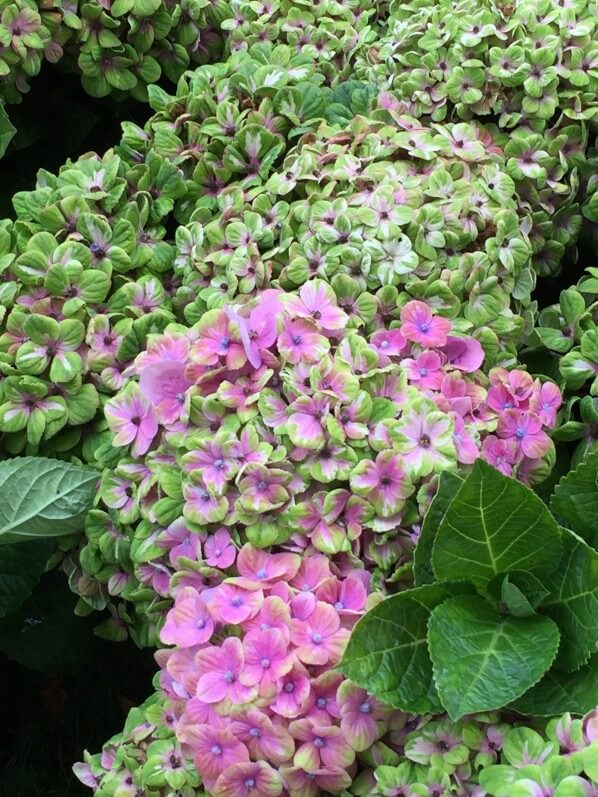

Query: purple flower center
[515,427,526,439]
[419,367,428,376]
[223,669,235,683]
[245,778,256,789]
[211,744,222,756]
[196,618,206,629]
[220,337,230,349]
[311,632,323,645]
[419,321,430,332]
[380,340,389,349]
[284,682,295,693]
[213,548,222,556]
[214,458,225,470]
[231,596,243,607]
[314,737,325,748]
[260,658,271,669]
[316,697,327,709]
[256,568,268,579]
[334,601,344,610]
[250,727,262,738]
[292,335,302,345]
[257,480,268,491]
[359,701,372,714]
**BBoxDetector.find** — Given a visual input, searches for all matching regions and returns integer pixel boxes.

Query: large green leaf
[550,451,598,548]
[511,655,598,716]
[0,457,98,544]
[0,539,52,617]
[540,529,598,672]
[432,460,562,588]
[414,471,463,586]
[339,584,470,713]
[428,595,561,720]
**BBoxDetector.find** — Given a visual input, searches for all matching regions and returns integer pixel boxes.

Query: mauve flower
[234,545,301,588]
[271,662,312,718]
[280,765,352,797]
[244,596,292,642]
[204,528,236,569]
[230,710,295,764]
[285,280,348,333]
[404,350,446,390]
[160,587,214,648]
[481,436,519,476]
[497,409,551,459]
[290,601,349,666]
[315,575,368,620]
[529,381,562,426]
[240,628,294,694]
[277,318,330,364]
[305,671,343,722]
[370,328,407,357]
[192,309,246,370]
[185,725,249,786]
[213,761,283,797]
[400,300,452,347]
[139,359,192,424]
[105,383,158,457]
[205,583,263,625]
[290,717,355,770]
[195,638,257,705]
[338,681,393,752]
[290,556,332,594]
[350,451,413,517]
[439,335,484,372]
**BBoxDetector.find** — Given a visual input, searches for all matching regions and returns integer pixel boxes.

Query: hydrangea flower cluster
[0,0,227,107]
[0,41,559,463]
[357,0,598,127]
[76,690,598,797]
[526,267,598,467]
[156,550,390,797]
[65,285,560,642]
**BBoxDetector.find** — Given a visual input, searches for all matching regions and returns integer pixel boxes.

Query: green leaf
[511,655,598,716]
[550,451,598,548]
[0,457,98,544]
[414,472,463,586]
[487,570,550,613]
[0,103,16,158]
[0,539,52,617]
[432,460,562,588]
[339,584,471,713]
[539,530,598,672]
[428,595,561,720]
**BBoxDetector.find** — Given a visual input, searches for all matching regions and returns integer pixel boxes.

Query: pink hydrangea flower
[231,710,295,764]
[271,662,312,718]
[290,601,349,666]
[160,587,214,648]
[350,451,413,517]
[195,637,257,705]
[235,545,301,588]
[497,409,551,459]
[205,583,264,625]
[338,681,393,752]
[240,628,294,694]
[213,761,283,797]
[481,436,519,476]
[290,717,355,770]
[529,381,562,427]
[400,300,452,347]
[285,280,348,333]
[204,528,237,569]
[185,725,249,787]
[138,359,192,424]
[105,383,158,456]
[370,329,406,357]
[277,318,330,364]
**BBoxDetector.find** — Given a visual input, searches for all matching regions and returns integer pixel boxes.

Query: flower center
[292,335,302,345]
[250,727,262,738]
[284,682,295,693]
[419,321,430,332]
[314,737,325,748]
[515,427,526,439]
[419,435,431,448]
[316,697,327,709]
[256,568,267,579]
[214,458,225,469]
[260,658,271,669]
[334,601,344,610]
[380,339,389,349]
[311,632,323,645]
[211,744,222,756]
[257,480,268,491]
[231,597,243,607]
[245,778,256,789]
[359,702,372,714]
[223,669,235,683]
[220,337,230,349]
[196,618,206,629]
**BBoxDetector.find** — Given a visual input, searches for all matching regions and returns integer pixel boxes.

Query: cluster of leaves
[0,0,228,111]
[341,456,598,721]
